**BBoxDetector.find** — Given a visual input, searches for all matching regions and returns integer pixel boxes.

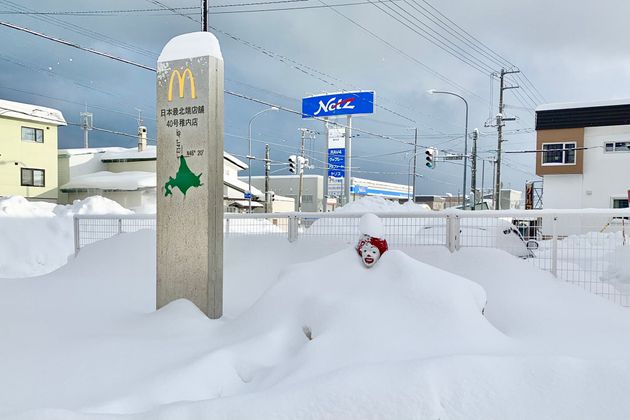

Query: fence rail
[74,209,630,306]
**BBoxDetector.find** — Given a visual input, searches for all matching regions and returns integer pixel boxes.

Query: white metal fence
[74,209,630,306]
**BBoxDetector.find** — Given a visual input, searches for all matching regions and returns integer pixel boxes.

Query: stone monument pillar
[156,32,224,318]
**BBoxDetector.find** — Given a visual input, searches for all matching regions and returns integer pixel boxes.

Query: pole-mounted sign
[156,32,224,319]
[301,91,374,118]
[302,90,374,206]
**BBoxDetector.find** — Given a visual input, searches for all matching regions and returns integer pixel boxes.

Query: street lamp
[427,89,469,209]
[248,106,278,213]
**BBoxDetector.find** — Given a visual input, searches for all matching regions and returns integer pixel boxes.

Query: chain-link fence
[74,209,630,306]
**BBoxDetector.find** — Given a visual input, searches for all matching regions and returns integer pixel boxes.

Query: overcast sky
[1,0,629,196]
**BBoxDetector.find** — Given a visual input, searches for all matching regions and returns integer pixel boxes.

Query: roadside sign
[328,177,343,197]
[244,191,252,199]
[302,91,374,118]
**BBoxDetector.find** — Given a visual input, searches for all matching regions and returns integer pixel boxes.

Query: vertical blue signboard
[302,91,374,118]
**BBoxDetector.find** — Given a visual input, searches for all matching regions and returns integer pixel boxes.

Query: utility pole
[492,68,519,210]
[202,0,208,31]
[264,144,270,213]
[481,158,485,203]
[80,111,92,149]
[298,128,307,212]
[470,128,478,210]
[412,127,418,201]
[491,157,497,207]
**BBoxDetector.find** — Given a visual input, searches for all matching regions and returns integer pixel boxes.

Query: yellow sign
[168,68,196,101]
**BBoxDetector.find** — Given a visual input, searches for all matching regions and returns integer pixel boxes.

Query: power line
[370,0,496,75]
[0,20,155,71]
[317,0,487,105]
[144,0,200,24]
[0,0,157,58]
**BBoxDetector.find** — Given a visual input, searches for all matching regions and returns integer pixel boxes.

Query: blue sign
[328,169,344,178]
[328,148,345,156]
[328,155,345,165]
[244,192,252,199]
[302,91,375,118]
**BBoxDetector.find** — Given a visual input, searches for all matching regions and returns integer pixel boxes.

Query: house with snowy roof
[0,98,66,201]
[535,99,630,210]
[58,138,290,212]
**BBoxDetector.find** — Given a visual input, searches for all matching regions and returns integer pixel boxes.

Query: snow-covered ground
[2,232,630,419]
[0,196,132,278]
[2,195,630,419]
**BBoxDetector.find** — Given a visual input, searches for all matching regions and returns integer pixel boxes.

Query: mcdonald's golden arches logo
[167,68,196,101]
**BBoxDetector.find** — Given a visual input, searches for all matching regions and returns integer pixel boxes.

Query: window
[542,142,576,165]
[21,168,45,187]
[21,127,44,143]
[303,195,314,204]
[612,198,629,208]
[604,141,630,152]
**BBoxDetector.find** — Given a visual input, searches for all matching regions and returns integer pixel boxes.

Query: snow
[336,195,431,213]
[0,196,131,278]
[100,146,156,161]
[537,97,630,111]
[359,213,383,238]
[158,31,223,62]
[0,98,66,126]
[3,194,630,418]
[58,147,126,157]
[60,171,156,191]
[2,231,630,419]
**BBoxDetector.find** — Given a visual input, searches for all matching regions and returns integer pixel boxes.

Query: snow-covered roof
[158,31,222,62]
[0,98,66,126]
[100,146,157,162]
[60,171,156,192]
[225,178,264,199]
[58,147,127,157]
[224,152,247,170]
[536,98,630,112]
[60,146,247,169]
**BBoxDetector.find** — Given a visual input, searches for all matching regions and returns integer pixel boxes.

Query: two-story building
[535,99,630,210]
[0,98,66,201]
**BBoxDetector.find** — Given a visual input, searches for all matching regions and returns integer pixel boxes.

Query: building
[243,175,325,212]
[243,175,414,212]
[0,98,66,201]
[536,99,630,209]
[58,142,292,212]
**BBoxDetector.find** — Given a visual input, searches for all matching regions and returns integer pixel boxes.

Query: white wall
[582,125,630,208]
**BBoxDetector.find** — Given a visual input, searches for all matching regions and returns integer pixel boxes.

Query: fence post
[551,215,558,277]
[288,215,298,242]
[446,214,461,253]
[73,216,80,256]
[225,217,230,236]
[118,218,123,234]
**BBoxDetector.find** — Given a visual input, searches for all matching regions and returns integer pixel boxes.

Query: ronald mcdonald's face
[359,242,381,268]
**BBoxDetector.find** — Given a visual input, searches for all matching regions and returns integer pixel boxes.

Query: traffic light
[425,147,437,169]
[288,155,297,174]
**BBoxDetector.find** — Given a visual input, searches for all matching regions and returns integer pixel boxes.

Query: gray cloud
[1,0,628,195]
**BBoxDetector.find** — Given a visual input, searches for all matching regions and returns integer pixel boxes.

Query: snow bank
[336,195,431,213]
[0,196,57,217]
[603,245,630,291]
[3,233,630,419]
[0,196,132,278]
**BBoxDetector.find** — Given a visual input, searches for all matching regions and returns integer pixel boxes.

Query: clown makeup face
[360,242,381,268]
